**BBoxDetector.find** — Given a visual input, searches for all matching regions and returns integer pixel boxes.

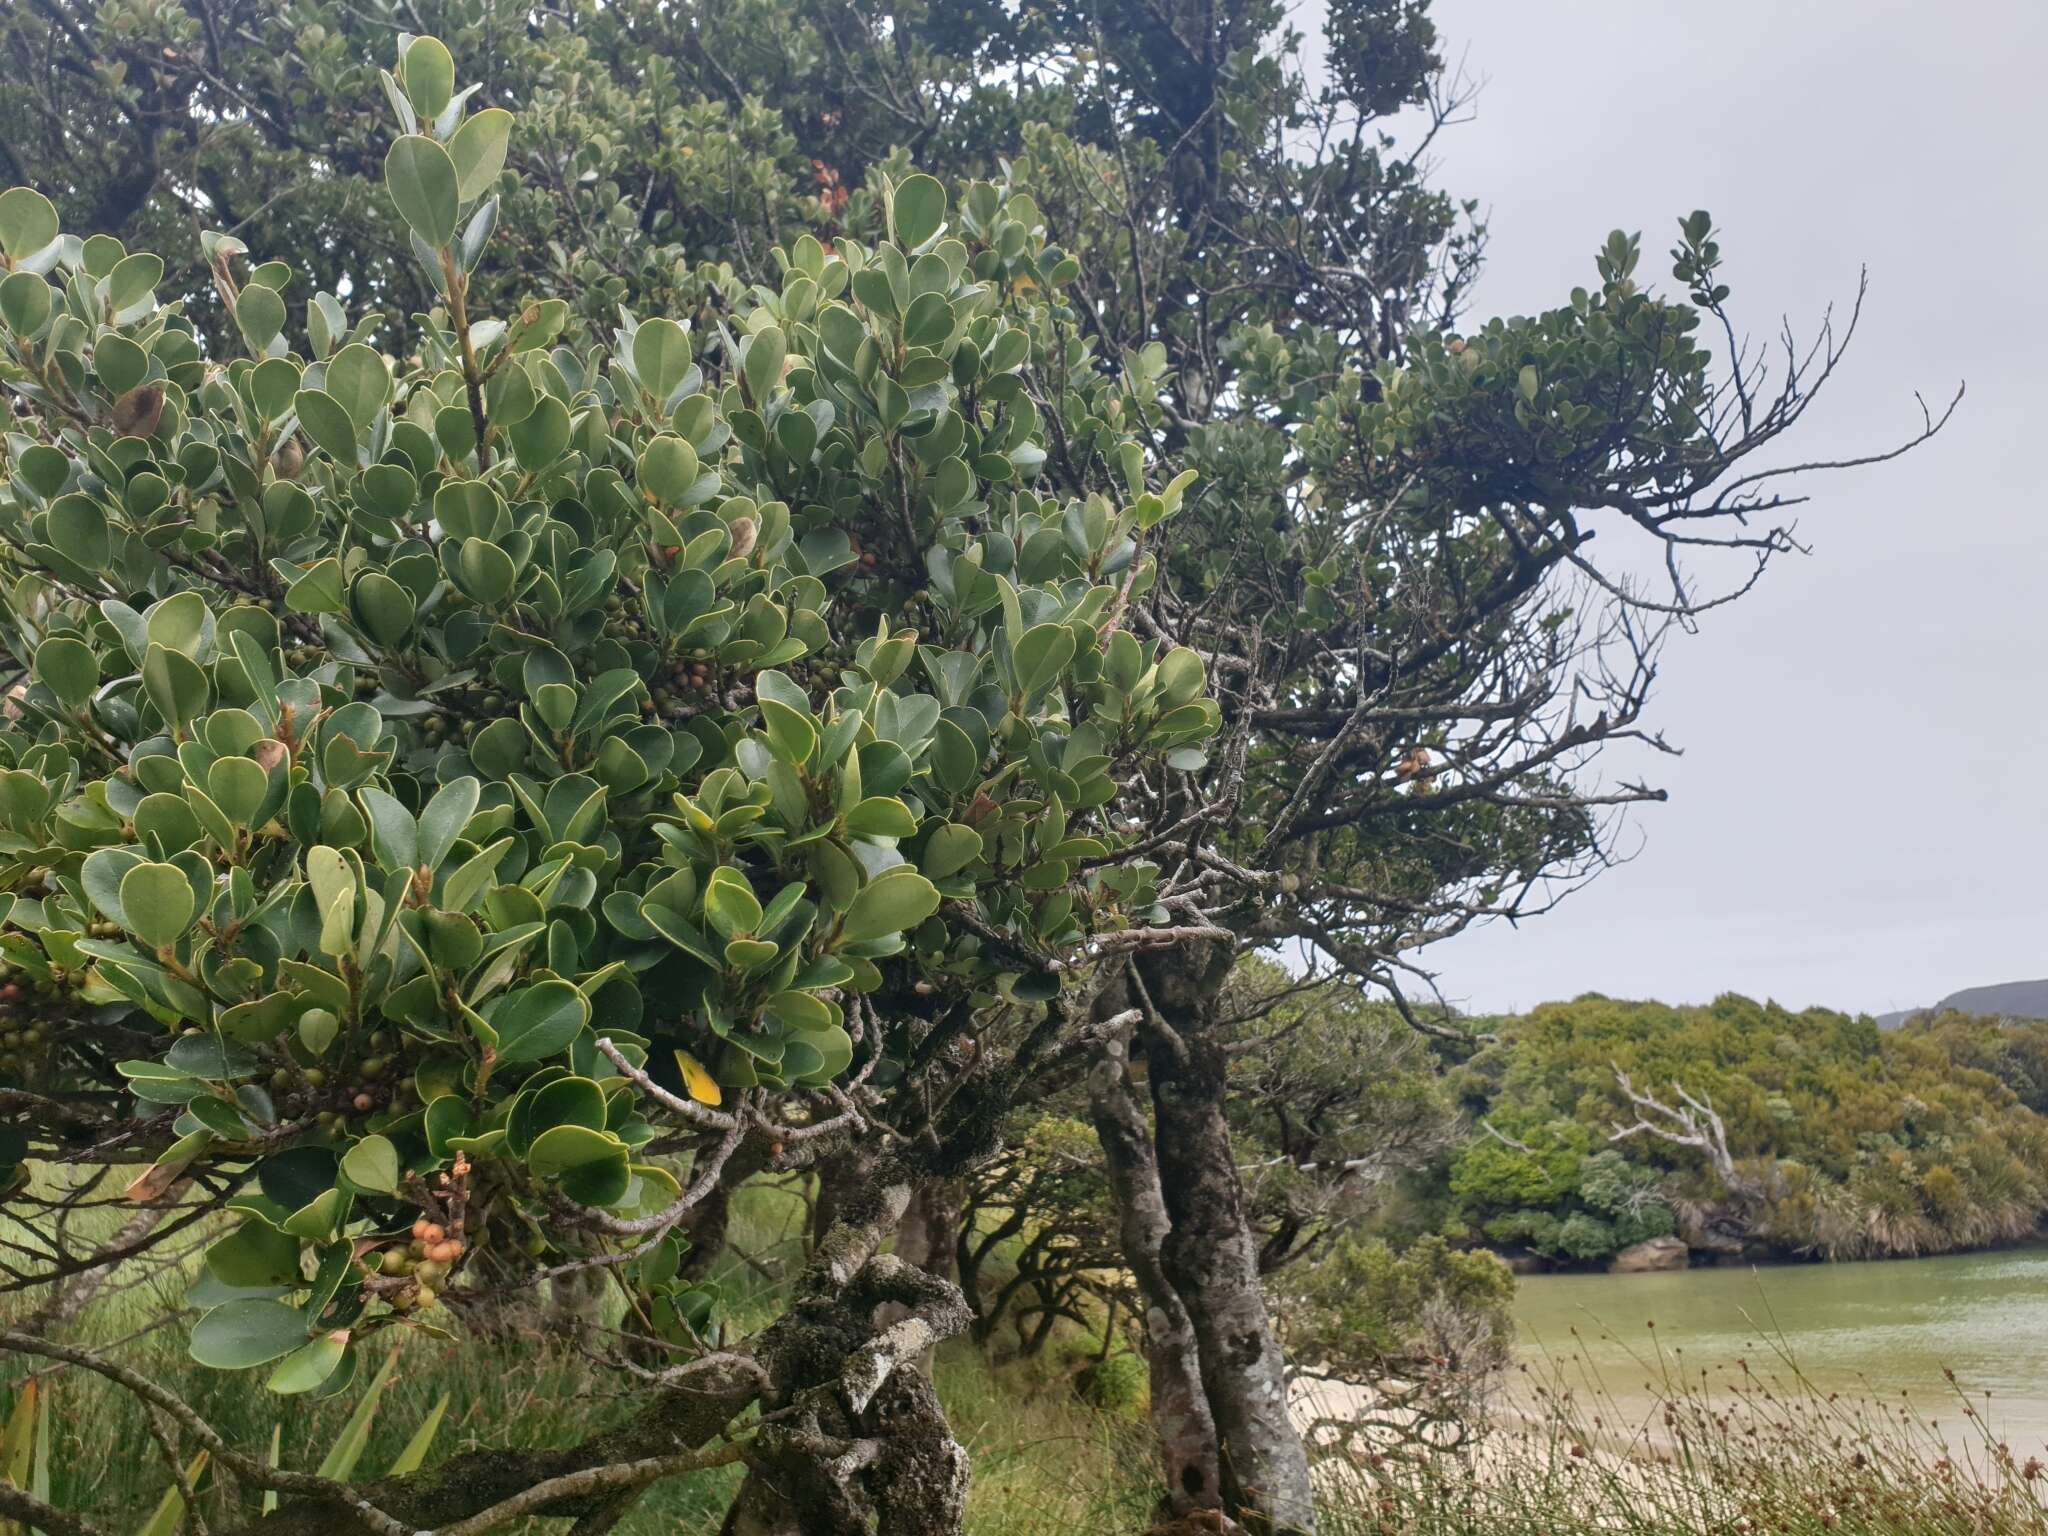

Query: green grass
[9,1173,2047,1535]
[0,1173,1160,1534]
[5,1301,1153,1533]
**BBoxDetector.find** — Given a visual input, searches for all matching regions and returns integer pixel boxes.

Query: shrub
[0,30,1212,1526]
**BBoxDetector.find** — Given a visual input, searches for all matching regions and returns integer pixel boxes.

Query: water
[1509,1247,2048,1454]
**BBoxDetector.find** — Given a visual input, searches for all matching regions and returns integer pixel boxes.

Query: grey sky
[1307,1,2047,1017]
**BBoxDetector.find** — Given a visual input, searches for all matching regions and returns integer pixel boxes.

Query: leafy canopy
[0,34,1213,1395]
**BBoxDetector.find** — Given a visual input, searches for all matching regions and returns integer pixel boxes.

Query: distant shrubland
[1412,995,2048,1264]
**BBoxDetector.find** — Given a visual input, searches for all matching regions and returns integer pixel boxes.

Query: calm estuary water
[1509,1247,2048,1454]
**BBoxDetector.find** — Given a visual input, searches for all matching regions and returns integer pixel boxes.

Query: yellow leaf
[674,1049,722,1107]
[135,1450,208,1536]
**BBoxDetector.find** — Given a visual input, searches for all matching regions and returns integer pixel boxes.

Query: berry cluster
[378,1215,468,1310]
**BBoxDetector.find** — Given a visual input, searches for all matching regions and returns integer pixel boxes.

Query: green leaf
[385,135,460,249]
[920,822,983,879]
[340,1134,400,1194]
[890,174,947,249]
[448,108,513,201]
[359,787,419,870]
[507,394,570,469]
[757,697,816,766]
[141,642,209,732]
[640,902,721,966]
[526,1075,607,1135]
[286,557,348,616]
[298,1008,338,1057]
[145,590,209,657]
[106,251,164,312]
[350,571,415,646]
[703,866,763,940]
[637,434,699,504]
[33,636,97,711]
[325,343,390,427]
[267,1331,349,1395]
[204,1220,300,1288]
[633,318,692,402]
[456,538,517,605]
[902,291,953,348]
[401,36,456,120]
[418,777,480,870]
[743,325,786,405]
[120,861,196,948]
[294,389,358,464]
[236,284,286,352]
[48,495,108,569]
[1012,622,1076,696]
[208,756,268,827]
[0,187,58,262]
[840,867,941,942]
[189,1298,311,1369]
[1155,646,1206,708]
[441,835,512,912]
[526,1124,630,1206]
[845,796,917,840]
[0,270,52,335]
[492,979,589,1064]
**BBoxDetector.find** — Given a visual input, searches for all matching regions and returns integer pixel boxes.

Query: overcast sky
[1304,1,2046,1018]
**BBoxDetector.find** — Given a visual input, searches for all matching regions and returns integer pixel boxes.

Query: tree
[0,34,1223,1535]
[1282,1234,1514,1460]
[1219,959,1461,1277]
[0,2,1958,1530]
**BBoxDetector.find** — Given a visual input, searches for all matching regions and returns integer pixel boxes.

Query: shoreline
[1488,1229,2048,1279]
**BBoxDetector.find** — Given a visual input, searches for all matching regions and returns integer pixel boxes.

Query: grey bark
[895,1177,963,1285]
[1087,1029,1225,1518]
[719,1166,975,1535]
[1138,947,1317,1535]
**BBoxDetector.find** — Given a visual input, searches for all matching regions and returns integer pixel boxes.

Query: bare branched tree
[1609,1066,1764,1201]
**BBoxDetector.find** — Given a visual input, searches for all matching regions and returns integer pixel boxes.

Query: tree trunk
[1138,947,1316,1535]
[1088,1029,1224,1518]
[678,1136,771,1282]
[809,1144,870,1255]
[895,1177,963,1284]
[719,1168,973,1536]
[891,1176,964,1373]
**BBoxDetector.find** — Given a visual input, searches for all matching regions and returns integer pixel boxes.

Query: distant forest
[1389,996,2048,1265]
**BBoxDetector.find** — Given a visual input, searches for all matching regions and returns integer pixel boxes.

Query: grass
[1305,1326,2048,1536]
[6,1295,1153,1533]
[0,1173,1160,1535]
[8,1172,2047,1535]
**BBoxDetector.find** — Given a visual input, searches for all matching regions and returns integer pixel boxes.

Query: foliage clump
[1439,994,2048,1261]
[0,33,1209,1405]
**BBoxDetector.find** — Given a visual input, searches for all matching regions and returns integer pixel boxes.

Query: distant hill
[1876,978,2048,1030]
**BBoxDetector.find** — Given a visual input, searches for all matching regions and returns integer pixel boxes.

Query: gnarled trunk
[720,1169,974,1536]
[1138,947,1316,1535]
[890,1175,965,1374]
[1088,1029,1225,1518]
[895,1176,964,1285]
